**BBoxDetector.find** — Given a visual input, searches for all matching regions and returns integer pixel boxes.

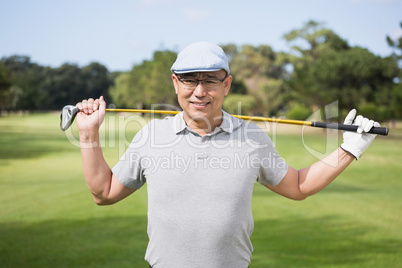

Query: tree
[1,55,48,110]
[81,62,113,100]
[284,20,349,60]
[42,63,85,109]
[230,45,287,80]
[223,94,256,115]
[40,62,112,110]
[386,21,402,62]
[110,50,178,110]
[0,62,12,112]
[1,56,113,111]
[387,21,402,120]
[147,50,179,107]
[224,44,290,116]
[109,72,141,109]
[229,77,247,95]
[285,21,398,121]
[221,43,238,62]
[260,78,288,116]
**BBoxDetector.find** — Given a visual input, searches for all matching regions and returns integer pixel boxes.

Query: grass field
[0,112,401,267]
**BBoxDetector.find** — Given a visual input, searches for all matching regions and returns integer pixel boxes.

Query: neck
[183,112,223,136]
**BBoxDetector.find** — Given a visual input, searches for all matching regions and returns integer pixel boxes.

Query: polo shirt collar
[173,110,242,135]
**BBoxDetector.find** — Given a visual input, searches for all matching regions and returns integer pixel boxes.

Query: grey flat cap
[171,41,230,74]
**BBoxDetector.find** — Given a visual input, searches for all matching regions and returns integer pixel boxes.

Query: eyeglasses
[175,73,228,90]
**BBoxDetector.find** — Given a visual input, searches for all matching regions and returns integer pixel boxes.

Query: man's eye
[183,79,196,84]
[205,80,218,84]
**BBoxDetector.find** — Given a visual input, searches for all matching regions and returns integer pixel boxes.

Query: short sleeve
[255,131,288,186]
[112,124,150,189]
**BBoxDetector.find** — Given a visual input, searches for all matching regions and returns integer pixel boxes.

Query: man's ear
[224,75,232,96]
[172,74,179,94]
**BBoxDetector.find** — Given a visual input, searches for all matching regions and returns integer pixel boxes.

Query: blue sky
[1,0,401,72]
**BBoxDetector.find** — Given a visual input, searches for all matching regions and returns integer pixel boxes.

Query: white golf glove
[340,109,380,160]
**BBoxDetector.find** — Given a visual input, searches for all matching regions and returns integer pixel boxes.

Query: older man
[76,41,379,268]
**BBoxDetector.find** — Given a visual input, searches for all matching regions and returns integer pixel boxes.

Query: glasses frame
[174,73,229,90]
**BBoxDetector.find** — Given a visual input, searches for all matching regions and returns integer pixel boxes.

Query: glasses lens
[203,80,220,88]
[179,77,223,90]
[181,79,197,88]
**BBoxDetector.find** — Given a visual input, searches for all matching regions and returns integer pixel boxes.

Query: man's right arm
[77,97,136,205]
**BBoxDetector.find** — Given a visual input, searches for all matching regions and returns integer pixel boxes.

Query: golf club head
[60,105,80,131]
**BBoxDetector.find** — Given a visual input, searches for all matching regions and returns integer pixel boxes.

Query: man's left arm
[265,109,380,200]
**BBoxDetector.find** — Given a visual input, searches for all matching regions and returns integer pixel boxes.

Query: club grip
[311,122,389,136]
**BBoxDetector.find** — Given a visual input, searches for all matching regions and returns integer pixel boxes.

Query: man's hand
[76,96,106,132]
[340,109,380,159]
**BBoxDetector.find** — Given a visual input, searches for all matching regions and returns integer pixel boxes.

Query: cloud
[390,28,402,41]
[348,0,396,3]
[138,0,184,8]
[182,8,210,22]
[127,39,153,52]
[140,0,157,5]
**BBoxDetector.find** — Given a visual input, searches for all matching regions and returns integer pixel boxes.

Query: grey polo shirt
[112,111,288,268]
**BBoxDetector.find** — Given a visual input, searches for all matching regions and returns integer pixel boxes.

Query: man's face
[172,70,232,126]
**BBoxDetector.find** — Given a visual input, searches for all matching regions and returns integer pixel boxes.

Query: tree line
[1,21,401,122]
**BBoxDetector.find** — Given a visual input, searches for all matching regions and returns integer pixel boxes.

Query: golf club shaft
[106,108,389,136]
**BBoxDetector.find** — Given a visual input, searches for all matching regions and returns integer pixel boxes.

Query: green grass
[1,113,401,267]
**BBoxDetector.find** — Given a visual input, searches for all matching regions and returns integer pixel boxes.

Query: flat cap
[171,41,230,74]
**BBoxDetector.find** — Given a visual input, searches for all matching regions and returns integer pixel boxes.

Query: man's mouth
[190,102,210,108]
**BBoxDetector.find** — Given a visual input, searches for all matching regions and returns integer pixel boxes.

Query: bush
[359,102,391,122]
[286,103,312,120]
[223,94,256,115]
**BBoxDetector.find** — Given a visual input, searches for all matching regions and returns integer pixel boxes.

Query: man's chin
[186,112,209,122]
[184,109,223,123]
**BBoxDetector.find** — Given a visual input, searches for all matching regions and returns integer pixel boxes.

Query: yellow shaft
[105,108,312,127]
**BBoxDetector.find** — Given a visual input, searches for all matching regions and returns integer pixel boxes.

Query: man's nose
[193,82,207,97]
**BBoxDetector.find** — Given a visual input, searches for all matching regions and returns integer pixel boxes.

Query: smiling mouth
[190,102,210,108]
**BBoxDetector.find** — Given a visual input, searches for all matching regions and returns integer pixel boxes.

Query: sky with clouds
[1,0,401,72]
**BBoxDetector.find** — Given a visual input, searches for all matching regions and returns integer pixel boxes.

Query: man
[75,41,380,267]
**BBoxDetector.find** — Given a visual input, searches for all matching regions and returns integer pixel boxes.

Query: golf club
[60,105,389,136]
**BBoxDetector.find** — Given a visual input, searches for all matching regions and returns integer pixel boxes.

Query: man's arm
[266,109,379,200]
[266,147,353,200]
[77,96,136,205]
